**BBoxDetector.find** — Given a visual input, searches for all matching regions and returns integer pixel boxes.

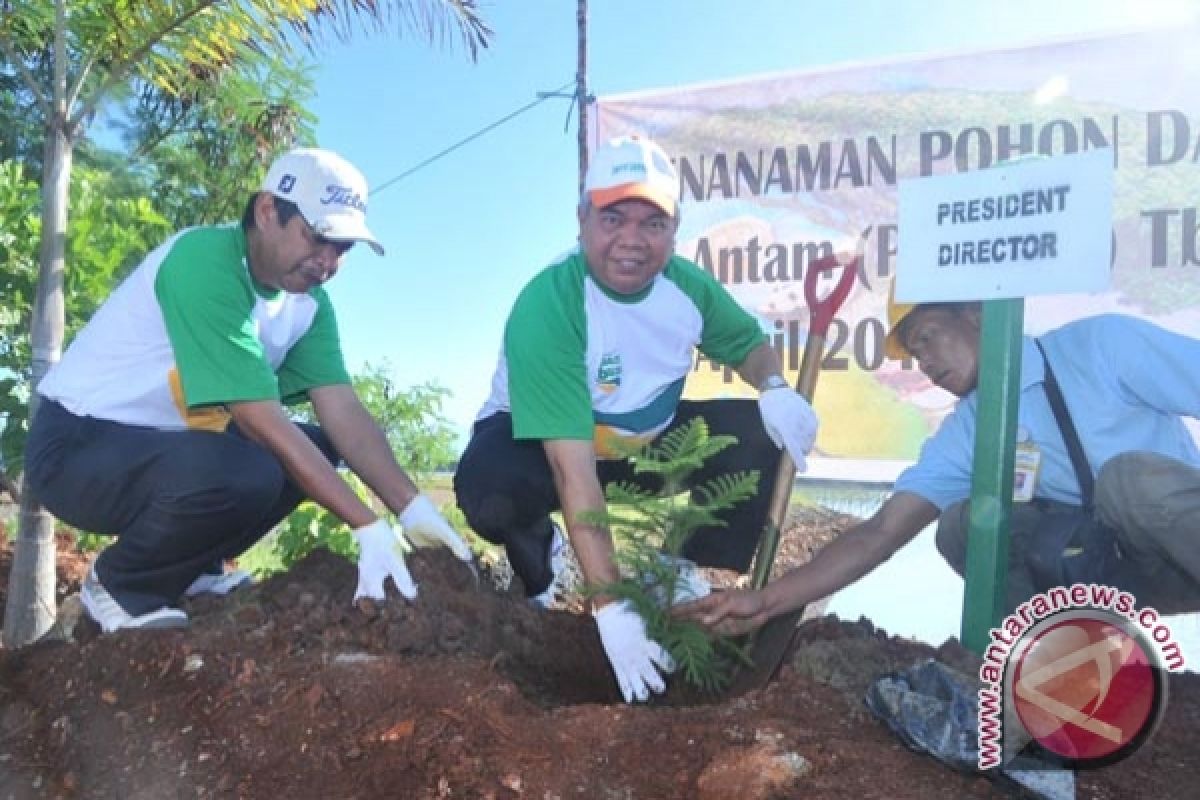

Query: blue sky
[309,0,1194,447]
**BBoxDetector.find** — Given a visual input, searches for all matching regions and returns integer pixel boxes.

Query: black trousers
[24,398,339,615]
[453,399,781,596]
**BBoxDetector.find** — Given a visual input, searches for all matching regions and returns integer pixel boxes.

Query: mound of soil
[1,509,1197,799]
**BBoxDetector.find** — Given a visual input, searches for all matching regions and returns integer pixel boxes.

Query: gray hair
[895,301,982,348]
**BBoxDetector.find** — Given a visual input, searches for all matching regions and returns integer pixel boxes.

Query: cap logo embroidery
[612,163,647,177]
[320,185,367,212]
[277,175,296,193]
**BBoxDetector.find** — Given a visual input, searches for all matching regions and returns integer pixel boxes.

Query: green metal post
[961,298,1024,654]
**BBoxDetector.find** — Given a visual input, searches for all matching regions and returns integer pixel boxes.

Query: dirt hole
[173,548,629,708]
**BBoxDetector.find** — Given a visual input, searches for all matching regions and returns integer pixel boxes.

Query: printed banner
[593,24,1200,470]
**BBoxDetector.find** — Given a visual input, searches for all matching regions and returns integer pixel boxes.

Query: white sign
[896,149,1113,302]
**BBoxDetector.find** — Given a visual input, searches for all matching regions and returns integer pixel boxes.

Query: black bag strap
[1036,339,1095,510]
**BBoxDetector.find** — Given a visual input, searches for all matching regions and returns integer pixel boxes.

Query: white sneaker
[184,568,254,597]
[529,523,568,609]
[647,553,711,607]
[82,568,188,633]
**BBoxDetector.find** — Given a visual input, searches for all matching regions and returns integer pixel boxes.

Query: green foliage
[124,55,318,229]
[65,170,172,321]
[583,418,760,693]
[0,49,47,167]
[0,160,38,474]
[271,363,458,569]
[233,530,285,577]
[0,1,490,147]
[0,159,169,474]
[290,362,457,482]
[273,476,366,571]
[73,530,109,554]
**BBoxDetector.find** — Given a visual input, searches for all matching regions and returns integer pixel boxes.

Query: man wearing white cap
[26,148,473,633]
[454,135,819,703]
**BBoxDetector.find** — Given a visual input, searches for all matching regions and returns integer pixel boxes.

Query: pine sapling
[580,418,760,692]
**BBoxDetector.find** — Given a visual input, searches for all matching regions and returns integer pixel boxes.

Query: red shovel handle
[804,253,859,338]
[748,252,859,593]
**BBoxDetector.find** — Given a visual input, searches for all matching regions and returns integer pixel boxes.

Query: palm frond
[300,0,492,60]
[29,0,493,125]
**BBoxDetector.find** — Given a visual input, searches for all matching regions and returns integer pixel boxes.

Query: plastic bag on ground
[864,658,1074,800]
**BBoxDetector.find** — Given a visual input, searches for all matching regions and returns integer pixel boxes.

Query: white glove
[399,494,474,562]
[352,519,417,602]
[593,600,675,704]
[757,386,819,470]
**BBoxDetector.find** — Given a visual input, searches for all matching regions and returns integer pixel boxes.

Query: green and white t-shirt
[38,224,350,431]
[478,250,765,458]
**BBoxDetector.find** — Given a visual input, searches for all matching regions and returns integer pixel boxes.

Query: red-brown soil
[1,510,1197,799]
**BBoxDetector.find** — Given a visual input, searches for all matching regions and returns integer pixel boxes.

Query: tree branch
[133,115,207,158]
[70,0,227,131]
[0,33,54,120]
[64,52,96,115]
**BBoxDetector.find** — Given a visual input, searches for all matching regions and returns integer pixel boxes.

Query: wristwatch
[757,374,789,392]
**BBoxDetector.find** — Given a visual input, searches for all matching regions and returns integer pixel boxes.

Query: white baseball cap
[261,148,385,256]
[584,136,678,216]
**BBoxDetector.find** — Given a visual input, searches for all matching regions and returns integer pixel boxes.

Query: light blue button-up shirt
[894,314,1200,510]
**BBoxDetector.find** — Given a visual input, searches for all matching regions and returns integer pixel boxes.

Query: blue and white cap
[261,148,384,256]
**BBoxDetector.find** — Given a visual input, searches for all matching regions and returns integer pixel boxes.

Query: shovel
[726,251,858,694]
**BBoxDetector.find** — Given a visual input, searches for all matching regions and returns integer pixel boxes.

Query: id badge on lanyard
[1013,426,1041,503]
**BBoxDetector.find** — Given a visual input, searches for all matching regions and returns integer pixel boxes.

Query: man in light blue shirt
[680,299,1200,635]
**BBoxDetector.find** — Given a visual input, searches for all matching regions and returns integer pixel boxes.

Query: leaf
[691,471,762,514]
